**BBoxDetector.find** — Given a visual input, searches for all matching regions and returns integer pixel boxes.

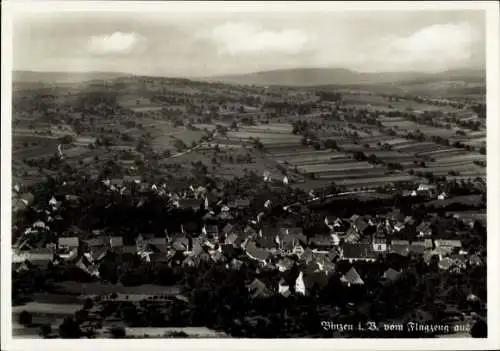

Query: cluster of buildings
[12,176,484,302]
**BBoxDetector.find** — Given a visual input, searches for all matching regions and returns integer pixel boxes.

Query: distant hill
[13,71,127,84]
[201,67,485,88]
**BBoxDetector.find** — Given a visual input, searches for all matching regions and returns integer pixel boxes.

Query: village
[11,168,487,338]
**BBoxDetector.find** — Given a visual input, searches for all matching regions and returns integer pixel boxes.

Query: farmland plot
[335,174,419,187]
[149,125,206,152]
[12,302,81,315]
[241,123,293,133]
[412,164,485,177]
[297,161,377,173]
[125,327,227,338]
[392,141,446,154]
[276,151,347,165]
[433,153,486,163]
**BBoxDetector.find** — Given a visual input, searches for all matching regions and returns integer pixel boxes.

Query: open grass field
[425,194,483,208]
[146,124,206,153]
[12,299,82,338]
[54,281,183,296]
[341,94,462,113]
[447,210,486,225]
[125,327,228,338]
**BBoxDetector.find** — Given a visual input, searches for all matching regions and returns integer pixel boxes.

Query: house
[416,222,433,237]
[218,211,234,220]
[90,247,109,262]
[146,238,168,252]
[58,237,80,249]
[209,250,226,263]
[84,237,106,248]
[349,214,361,223]
[417,183,437,192]
[312,254,336,273]
[389,240,410,256]
[341,243,377,262]
[256,231,276,250]
[411,239,433,250]
[276,257,295,272]
[469,254,483,266]
[234,233,250,249]
[278,278,292,297]
[353,218,370,235]
[340,267,364,286]
[229,258,243,270]
[245,241,271,264]
[13,192,35,212]
[393,222,405,232]
[205,225,219,238]
[221,223,234,235]
[225,232,239,246]
[408,242,426,255]
[277,228,308,251]
[202,212,217,221]
[109,236,124,248]
[404,216,415,226]
[244,225,257,237]
[12,249,54,266]
[387,209,405,223]
[301,248,314,263]
[308,235,333,250]
[372,237,388,253]
[438,257,456,271]
[178,198,202,209]
[449,254,468,270]
[344,227,360,244]
[292,243,305,258]
[172,237,190,252]
[324,216,336,227]
[247,278,269,299]
[437,192,448,200]
[328,247,341,262]
[228,198,251,209]
[434,239,462,249]
[330,233,341,246]
[382,268,402,282]
[295,271,306,295]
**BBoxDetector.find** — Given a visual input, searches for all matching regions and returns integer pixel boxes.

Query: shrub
[110,326,126,339]
[18,310,32,326]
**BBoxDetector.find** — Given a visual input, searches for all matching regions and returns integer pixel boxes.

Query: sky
[12,9,486,77]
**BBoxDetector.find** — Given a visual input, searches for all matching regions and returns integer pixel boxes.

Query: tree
[39,324,52,338]
[19,310,32,325]
[59,317,81,338]
[324,139,337,150]
[470,320,487,338]
[110,326,126,338]
[60,135,74,145]
[83,298,94,310]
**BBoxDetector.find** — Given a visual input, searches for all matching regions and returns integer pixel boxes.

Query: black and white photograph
[1,1,499,349]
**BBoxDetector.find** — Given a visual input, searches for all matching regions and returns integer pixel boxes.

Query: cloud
[208,22,309,56]
[380,22,480,70]
[87,32,148,56]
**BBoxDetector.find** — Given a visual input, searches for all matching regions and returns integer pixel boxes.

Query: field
[12,298,82,339]
[145,123,207,153]
[425,194,483,208]
[161,145,286,180]
[53,281,183,296]
[342,94,462,113]
[381,118,462,138]
[124,327,227,338]
[11,73,486,192]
